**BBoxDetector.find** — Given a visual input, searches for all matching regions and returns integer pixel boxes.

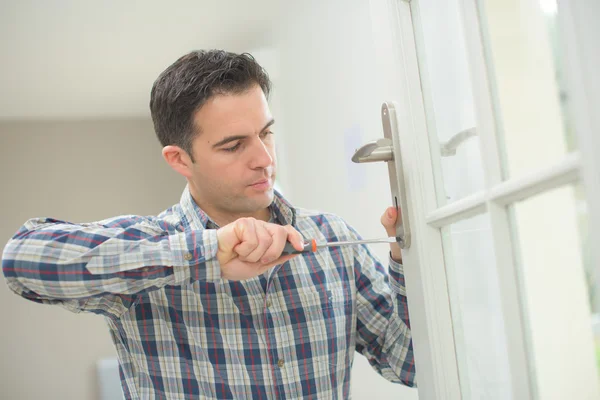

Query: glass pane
[511,184,600,398]
[479,0,575,179]
[538,0,576,151]
[412,0,486,206]
[576,185,600,379]
[441,213,513,399]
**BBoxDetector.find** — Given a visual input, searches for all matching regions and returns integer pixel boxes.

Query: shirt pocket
[297,284,351,308]
[293,282,354,374]
[294,281,353,331]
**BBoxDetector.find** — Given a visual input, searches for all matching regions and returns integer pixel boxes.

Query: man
[2,50,416,399]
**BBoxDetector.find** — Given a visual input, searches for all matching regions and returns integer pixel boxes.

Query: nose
[248,137,274,169]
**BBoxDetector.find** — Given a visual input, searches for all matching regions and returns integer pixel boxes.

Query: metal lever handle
[352,138,394,163]
[351,102,411,248]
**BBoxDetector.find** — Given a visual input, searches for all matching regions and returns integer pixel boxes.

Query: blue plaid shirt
[2,186,416,399]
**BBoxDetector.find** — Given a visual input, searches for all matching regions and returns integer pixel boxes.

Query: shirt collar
[178,184,296,230]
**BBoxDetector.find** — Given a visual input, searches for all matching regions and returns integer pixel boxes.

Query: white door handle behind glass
[352,102,411,249]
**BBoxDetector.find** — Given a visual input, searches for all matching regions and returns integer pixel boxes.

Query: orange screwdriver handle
[281,239,317,255]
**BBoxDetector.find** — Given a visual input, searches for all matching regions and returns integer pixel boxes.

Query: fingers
[240,221,273,263]
[218,218,307,280]
[261,224,304,264]
[380,206,403,262]
[260,225,286,264]
[231,218,258,259]
[283,225,305,250]
[229,222,303,279]
[256,253,300,274]
[231,219,304,264]
[216,222,241,266]
[381,206,400,236]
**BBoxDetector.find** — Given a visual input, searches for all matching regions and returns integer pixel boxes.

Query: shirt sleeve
[347,223,417,388]
[1,215,221,318]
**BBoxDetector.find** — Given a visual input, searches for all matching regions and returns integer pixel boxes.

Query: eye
[261,130,274,139]
[223,142,242,152]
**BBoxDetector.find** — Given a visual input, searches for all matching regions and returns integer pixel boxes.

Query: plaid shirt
[2,187,416,399]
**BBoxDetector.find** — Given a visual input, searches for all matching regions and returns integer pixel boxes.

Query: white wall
[274,1,418,398]
[0,0,277,119]
[0,119,185,400]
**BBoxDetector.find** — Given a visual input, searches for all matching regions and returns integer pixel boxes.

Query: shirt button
[277,359,284,368]
[184,253,193,261]
[266,300,272,307]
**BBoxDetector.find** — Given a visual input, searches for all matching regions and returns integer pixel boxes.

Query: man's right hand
[216,218,305,281]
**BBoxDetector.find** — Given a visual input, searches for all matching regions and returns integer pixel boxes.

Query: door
[364,0,600,398]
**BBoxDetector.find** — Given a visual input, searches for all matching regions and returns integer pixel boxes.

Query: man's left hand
[380,206,403,263]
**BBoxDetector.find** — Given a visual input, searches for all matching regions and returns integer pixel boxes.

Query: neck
[188,188,271,228]
[208,207,271,228]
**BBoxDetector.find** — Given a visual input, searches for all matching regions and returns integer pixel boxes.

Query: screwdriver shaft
[281,237,400,255]
[318,236,400,248]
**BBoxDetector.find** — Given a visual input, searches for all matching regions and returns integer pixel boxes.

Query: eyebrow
[212,119,275,148]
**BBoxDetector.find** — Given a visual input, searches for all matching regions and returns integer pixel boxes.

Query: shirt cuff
[168,229,221,283]
[388,253,407,296]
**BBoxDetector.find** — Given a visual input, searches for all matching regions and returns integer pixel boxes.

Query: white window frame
[559,0,600,315]
[368,0,600,398]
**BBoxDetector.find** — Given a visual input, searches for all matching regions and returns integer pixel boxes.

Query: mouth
[249,178,272,191]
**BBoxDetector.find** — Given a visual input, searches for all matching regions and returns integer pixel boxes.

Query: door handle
[352,138,394,163]
[352,102,411,249]
[440,127,477,156]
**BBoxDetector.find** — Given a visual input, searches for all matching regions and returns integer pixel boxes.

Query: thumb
[380,206,398,236]
[216,218,247,265]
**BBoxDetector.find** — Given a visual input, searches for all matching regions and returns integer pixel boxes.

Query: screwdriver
[282,236,402,255]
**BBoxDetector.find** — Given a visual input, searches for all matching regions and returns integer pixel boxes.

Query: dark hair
[149,50,272,162]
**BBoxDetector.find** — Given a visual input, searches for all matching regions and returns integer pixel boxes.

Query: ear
[162,145,194,178]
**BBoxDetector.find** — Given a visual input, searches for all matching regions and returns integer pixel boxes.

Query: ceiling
[0,0,278,119]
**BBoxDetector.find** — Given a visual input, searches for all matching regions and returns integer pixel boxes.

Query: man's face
[187,84,277,219]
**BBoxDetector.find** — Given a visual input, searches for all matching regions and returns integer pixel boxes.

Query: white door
[365,0,600,398]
